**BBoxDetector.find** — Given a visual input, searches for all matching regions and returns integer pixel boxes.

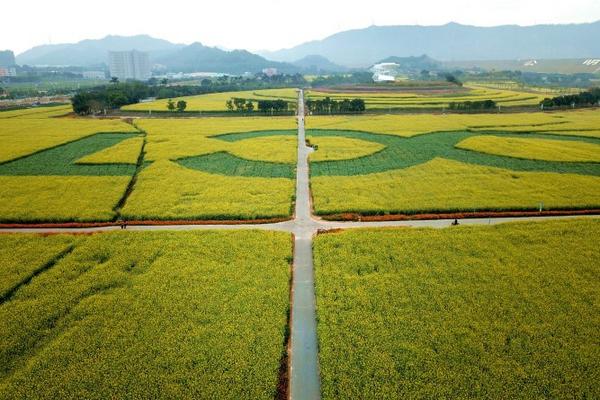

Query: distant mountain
[156,42,299,74]
[292,55,347,73]
[263,21,600,67]
[16,35,184,66]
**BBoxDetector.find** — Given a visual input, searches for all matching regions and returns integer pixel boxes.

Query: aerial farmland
[1,6,600,399]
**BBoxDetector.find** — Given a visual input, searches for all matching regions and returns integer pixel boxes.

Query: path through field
[2,90,599,400]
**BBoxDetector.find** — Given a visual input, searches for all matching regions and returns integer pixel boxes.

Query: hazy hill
[263,21,600,67]
[292,55,348,73]
[155,42,298,74]
[15,35,300,74]
[16,35,184,66]
[375,55,441,71]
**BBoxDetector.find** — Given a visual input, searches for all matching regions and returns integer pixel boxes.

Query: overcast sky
[2,0,600,54]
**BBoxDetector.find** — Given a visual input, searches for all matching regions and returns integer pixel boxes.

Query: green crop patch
[0,230,291,399]
[307,129,600,177]
[174,129,297,178]
[314,219,600,399]
[177,151,295,178]
[0,133,142,176]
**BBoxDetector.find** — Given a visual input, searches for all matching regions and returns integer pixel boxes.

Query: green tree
[245,100,254,112]
[226,99,234,111]
[233,97,246,111]
[167,99,176,111]
[110,77,119,84]
[176,100,187,112]
[161,78,168,85]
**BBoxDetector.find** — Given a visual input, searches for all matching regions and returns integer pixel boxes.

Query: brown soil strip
[320,209,600,221]
[0,217,291,229]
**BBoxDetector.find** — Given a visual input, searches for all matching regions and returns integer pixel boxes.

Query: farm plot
[0,117,139,163]
[307,129,600,215]
[305,109,600,138]
[314,219,600,399]
[306,85,546,109]
[456,135,600,162]
[0,116,143,223]
[0,104,72,119]
[0,230,291,399]
[122,88,298,112]
[121,117,297,220]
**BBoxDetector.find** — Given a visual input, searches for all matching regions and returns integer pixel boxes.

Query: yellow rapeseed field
[123,88,298,112]
[311,158,600,215]
[306,85,546,109]
[456,135,600,162]
[0,176,131,222]
[0,105,72,119]
[0,118,139,163]
[76,136,144,164]
[306,109,600,138]
[121,160,295,220]
[137,117,296,161]
[308,136,385,161]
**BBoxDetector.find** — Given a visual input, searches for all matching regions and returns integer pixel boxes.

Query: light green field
[0,230,291,399]
[314,219,600,399]
[122,88,298,112]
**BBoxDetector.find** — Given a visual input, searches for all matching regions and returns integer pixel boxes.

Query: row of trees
[305,97,366,113]
[71,73,307,115]
[72,82,151,114]
[540,88,600,108]
[225,98,292,113]
[166,99,187,112]
[448,99,497,110]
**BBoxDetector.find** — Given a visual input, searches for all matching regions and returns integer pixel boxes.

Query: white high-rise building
[108,50,151,81]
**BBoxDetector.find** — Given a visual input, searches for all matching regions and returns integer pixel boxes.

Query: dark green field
[0,133,140,176]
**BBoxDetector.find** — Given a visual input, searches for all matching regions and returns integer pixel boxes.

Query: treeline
[225,98,293,113]
[448,99,497,110]
[72,82,150,114]
[540,88,600,108]
[305,97,366,113]
[71,73,307,114]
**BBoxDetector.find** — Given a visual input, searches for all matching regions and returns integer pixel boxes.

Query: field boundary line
[0,245,75,305]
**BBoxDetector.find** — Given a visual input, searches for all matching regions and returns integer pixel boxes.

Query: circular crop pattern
[171,129,600,178]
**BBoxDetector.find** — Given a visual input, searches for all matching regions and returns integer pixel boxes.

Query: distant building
[262,67,278,77]
[0,67,16,77]
[108,50,151,81]
[0,50,16,67]
[371,62,399,82]
[82,71,106,80]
